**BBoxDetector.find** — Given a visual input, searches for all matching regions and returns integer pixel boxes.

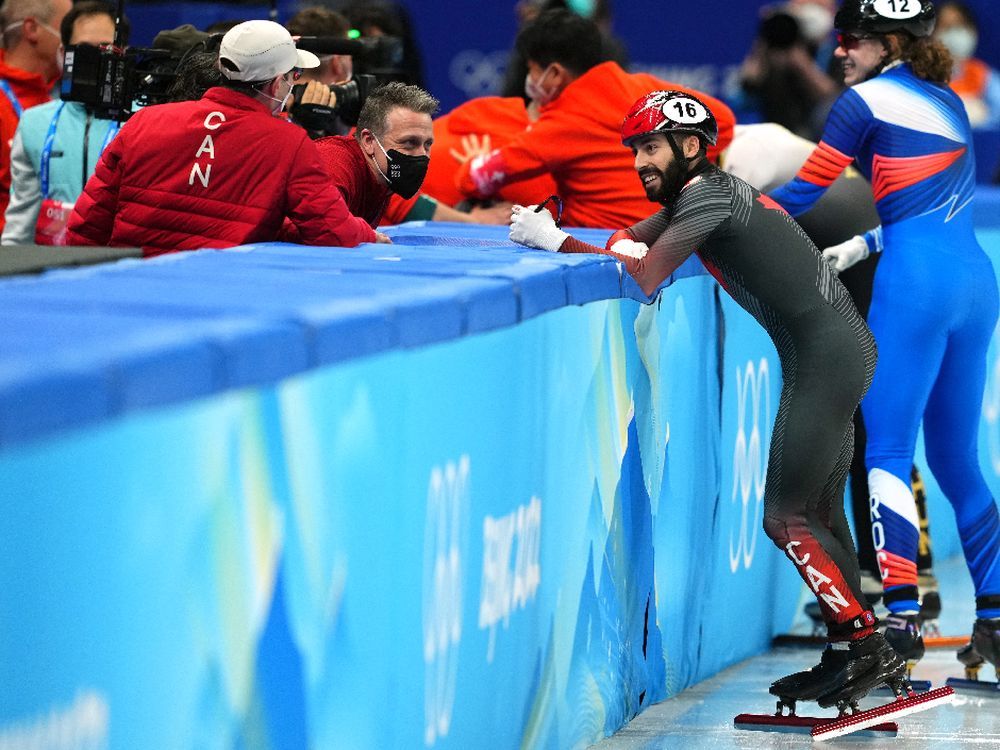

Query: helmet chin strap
[666,133,689,176]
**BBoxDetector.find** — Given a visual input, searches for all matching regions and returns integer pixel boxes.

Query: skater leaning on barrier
[770,0,1000,682]
[508,89,925,715]
[722,123,943,638]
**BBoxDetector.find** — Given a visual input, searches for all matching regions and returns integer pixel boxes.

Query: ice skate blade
[945,677,1000,694]
[733,713,897,737]
[811,686,954,742]
[872,678,932,694]
[772,633,970,649]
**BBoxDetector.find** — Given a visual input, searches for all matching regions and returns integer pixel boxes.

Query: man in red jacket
[313,81,438,230]
[0,0,73,233]
[456,9,736,229]
[66,19,382,255]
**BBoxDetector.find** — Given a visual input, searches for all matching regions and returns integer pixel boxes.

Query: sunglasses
[286,68,303,82]
[837,32,878,50]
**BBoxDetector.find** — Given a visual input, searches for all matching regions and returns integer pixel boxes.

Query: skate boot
[956,617,1000,681]
[917,570,941,637]
[815,631,910,712]
[770,644,852,708]
[883,613,925,675]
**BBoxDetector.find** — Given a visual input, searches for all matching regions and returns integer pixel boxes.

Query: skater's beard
[639,157,689,207]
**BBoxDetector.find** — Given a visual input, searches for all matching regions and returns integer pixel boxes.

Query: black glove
[289,102,339,139]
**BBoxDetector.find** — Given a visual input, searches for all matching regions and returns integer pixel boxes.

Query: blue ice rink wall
[2,192,999,748]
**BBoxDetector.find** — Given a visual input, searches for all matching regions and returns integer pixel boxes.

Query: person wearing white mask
[66,19,384,254]
[0,0,72,234]
[934,1,1000,128]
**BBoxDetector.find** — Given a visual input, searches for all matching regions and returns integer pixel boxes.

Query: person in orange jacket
[455,9,735,229]
[933,1,1000,128]
[418,95,557,210]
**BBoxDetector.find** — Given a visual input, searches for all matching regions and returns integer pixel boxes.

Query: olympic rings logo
[729,358,771,573]
[422,456,469,746]
[448,50,508,98]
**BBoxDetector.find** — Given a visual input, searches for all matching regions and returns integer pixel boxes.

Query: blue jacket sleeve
[770,89,874,216]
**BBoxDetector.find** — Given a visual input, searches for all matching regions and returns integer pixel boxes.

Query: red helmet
[621,90,719,148]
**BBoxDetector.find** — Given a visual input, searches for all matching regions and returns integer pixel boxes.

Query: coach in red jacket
[66,20,381,256]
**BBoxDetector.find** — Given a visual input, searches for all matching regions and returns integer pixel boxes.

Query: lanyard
[0,79,23,117]
[39,103,120,198]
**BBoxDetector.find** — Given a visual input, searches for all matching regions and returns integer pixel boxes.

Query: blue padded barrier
[0,233,622,448]
[3,218,1000,750]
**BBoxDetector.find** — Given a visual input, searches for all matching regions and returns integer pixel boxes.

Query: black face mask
[372,136,429,199]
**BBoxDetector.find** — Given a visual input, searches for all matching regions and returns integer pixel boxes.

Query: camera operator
[66,19,384,254]
[738,1,840,140]
[285,6,353,138]
[0,0,73,234]
[3,1,123,245]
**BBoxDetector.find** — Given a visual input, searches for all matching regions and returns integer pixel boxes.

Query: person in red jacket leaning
[66,19,384,255]
[0,0,73,234]
[455,9,736,229]
[309,81,511,229]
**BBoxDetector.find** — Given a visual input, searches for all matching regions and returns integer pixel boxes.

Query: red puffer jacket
[66,87,376,255]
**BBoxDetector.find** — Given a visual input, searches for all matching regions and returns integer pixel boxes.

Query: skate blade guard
[811,686,954,741]
[734,712,897,737]
[945,676,1000,694]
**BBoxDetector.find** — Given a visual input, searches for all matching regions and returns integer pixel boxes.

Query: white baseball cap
[218,20,320,82]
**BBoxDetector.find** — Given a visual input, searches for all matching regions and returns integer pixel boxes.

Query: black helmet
[834,0,936,38]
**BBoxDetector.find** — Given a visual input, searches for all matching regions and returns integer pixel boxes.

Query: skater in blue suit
[772,0,1000,678]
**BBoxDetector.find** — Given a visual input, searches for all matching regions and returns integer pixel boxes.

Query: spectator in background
[738,1,841,140]
[0,0,72,234]
[338,0,424,87]
[66,20,382,254]
[934,1,1000,128]
[501,0,629,100]
[3,1,123,245]
[456,9,735,229]
[287,6,353,86]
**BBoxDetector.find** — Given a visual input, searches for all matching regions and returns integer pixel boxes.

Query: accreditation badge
[34,197,74,245]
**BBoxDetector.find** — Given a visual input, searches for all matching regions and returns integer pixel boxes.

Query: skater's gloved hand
[821,235,869,273]
[509,204,569,252]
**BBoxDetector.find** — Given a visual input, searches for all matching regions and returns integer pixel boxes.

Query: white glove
[821,235,869,272]
[509,204,569,252]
